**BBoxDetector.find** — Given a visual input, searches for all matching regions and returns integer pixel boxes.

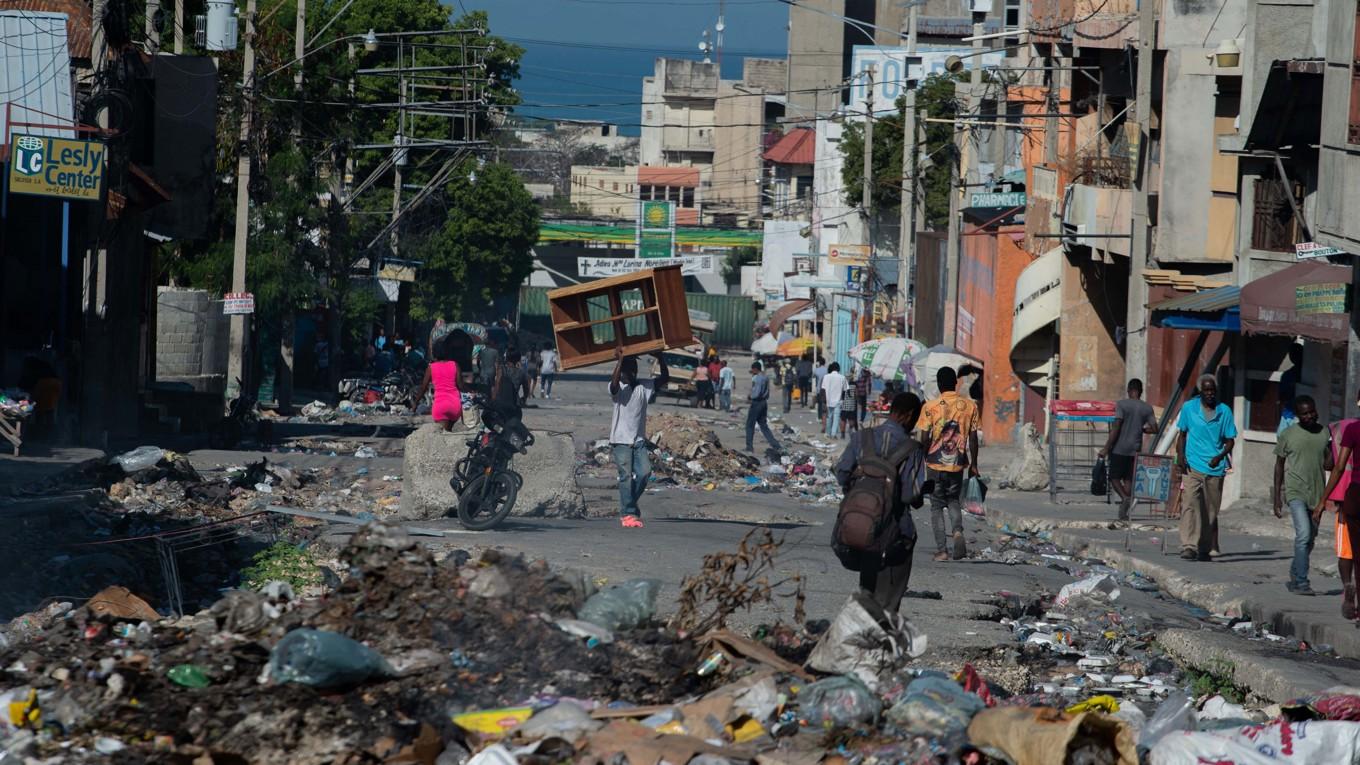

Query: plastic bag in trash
[268,628,395,688]
[1139,691,1196,752]
[798,674,881,728]
[1149,720,1360,765]
[886,676,985,741]
[114,446,164,473]
[513,702,602,740]
[963,476,988,516]
[1054,574,1121,608]
[576,579,662,632]
[806,595,927,686]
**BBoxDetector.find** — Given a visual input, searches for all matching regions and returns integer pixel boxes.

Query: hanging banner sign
[8,134,106,201]
[1295,241,1347,260]
[223,292,256,315]
[636,200,676,258]
[578,255,715,277]
[827,244,870,265]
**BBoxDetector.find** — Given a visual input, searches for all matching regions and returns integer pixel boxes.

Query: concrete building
[569,166,640,220]
[641,58,787,225]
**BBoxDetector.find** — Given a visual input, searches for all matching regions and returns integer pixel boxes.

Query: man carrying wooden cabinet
[609,347,669,529]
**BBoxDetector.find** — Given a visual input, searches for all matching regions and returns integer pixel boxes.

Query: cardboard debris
[84,586,160,622]
[582,720,729,765]
[704,629,814,681]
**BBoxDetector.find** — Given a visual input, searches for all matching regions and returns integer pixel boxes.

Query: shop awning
[1149,285,1241,332]
[767,299,814,332]
[1240,260,1352,343]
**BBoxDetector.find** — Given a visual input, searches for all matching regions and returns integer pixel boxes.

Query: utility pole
[1127,0,1155,387]
[173,0,183,53]
[862,66,875,238]
[897,3,919,334]
[225,0,257,405]
[944,21,984,345]
[386,38,406,337]
[277,0,305,414]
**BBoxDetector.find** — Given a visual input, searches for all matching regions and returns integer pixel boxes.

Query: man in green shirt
[1273,395,1333,595]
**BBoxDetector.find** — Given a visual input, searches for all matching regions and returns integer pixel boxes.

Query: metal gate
[1047,400,1114,504]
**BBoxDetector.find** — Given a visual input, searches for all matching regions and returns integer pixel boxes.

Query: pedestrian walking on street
[1323,418,1358,616]
[854,366,872,425]
[539,345,559,399]
[915,367,980,561]
[834,392,927,616]
[608,348,669,529]
[814,356,829,425]
[693,362,713,409]
[707,356,722,398]
[840,386,859,437]
[822,362,848,438]
[779,358,795,413]
[718,360,734,411]
[745,361,782,454]
[1176,374,1237,561]
[524,344,542,400]
[796,355,813,408]
[1316,395,1360,618]
[1273,395,1331,595]
[1099,379,1157,520]
[413,336,463,431]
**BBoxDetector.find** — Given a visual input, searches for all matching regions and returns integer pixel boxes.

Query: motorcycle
[448,397,532,530]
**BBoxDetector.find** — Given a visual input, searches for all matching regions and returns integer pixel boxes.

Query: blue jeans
[541,373,555,397]
[719,389,732,411]
[612,443,651,517]
[1288,498,1318,587]
[826,404,841,437]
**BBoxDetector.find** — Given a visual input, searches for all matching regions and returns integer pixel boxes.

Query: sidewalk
[986,488,1360,661]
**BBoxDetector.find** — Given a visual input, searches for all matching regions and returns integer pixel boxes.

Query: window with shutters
[1251,177,1303,251]
[1350,3,1360,143]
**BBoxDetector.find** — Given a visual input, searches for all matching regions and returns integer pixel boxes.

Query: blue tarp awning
[1149,285,1241,332]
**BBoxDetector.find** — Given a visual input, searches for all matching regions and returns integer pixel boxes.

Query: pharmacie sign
[8,134,106,201]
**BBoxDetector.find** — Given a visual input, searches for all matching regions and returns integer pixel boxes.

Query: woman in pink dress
[415,336,462,430]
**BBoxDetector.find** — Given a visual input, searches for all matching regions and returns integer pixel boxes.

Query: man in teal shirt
[1177,374,1238,560]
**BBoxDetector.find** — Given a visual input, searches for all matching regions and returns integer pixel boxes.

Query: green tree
[721,246,759,286]
[839,73,964,230]
[411,162,540,322]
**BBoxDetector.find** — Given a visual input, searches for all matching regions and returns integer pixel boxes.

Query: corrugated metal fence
[517,286,756,349]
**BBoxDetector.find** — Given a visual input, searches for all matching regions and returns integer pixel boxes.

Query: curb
[1155,627,1352,703]
[986,506,1360,662]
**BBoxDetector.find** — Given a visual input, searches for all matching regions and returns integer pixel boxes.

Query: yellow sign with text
[8,134,106,201]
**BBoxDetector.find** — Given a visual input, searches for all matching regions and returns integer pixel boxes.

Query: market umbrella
[911,345,984,398]
[776,336,820,357]
[750,332,779,355]
[848,337,927,386]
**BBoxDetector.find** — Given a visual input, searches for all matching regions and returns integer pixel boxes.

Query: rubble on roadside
[5,520,1357,765]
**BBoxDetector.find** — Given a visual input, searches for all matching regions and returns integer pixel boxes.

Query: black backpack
[1091,457,1108,496]
[832,428,922,571]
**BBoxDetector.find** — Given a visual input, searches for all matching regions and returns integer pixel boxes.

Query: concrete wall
[787,0,845,121]
[1316,0,1360,251]
[155,287,228,391]
[1057,251,1127,401]
[569,165,639,220]
[711,82,764,219]
[955,228,1028,444]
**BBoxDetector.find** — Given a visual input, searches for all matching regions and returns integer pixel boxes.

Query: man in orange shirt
[915,367,980,561]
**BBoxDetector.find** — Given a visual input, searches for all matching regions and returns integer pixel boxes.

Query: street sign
[850,45,1006,115]
[827,244,870,265]
[1295,283,1348,314]
[223,292,255,315]
[378,264,417,282]
[969,191,1027,209]
[1295,241,1347,260]
[846,266,863,289]
[578,255,715,277]
[8,134,106,201]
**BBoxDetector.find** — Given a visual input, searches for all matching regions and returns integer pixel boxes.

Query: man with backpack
[833,392,928,614]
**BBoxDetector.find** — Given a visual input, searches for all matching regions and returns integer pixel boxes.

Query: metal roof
[1149,285,1241,313]
[7,1,91,59]
[0,10,75,140]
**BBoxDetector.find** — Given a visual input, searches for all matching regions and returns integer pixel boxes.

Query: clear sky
[474,0,790,134]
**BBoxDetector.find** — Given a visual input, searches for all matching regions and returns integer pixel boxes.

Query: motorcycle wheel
[456,472,518,531]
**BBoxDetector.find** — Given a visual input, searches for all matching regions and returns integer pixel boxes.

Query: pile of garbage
[290,399,411,424]
[4,518,1360,764]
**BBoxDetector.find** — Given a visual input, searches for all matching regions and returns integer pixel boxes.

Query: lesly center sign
[8,135,106,201]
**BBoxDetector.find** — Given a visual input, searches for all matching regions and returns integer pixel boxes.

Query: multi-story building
[568,165,702,225]
[640,57,787,225]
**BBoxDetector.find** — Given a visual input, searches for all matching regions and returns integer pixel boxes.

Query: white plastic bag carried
[1149,720,1360,765]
